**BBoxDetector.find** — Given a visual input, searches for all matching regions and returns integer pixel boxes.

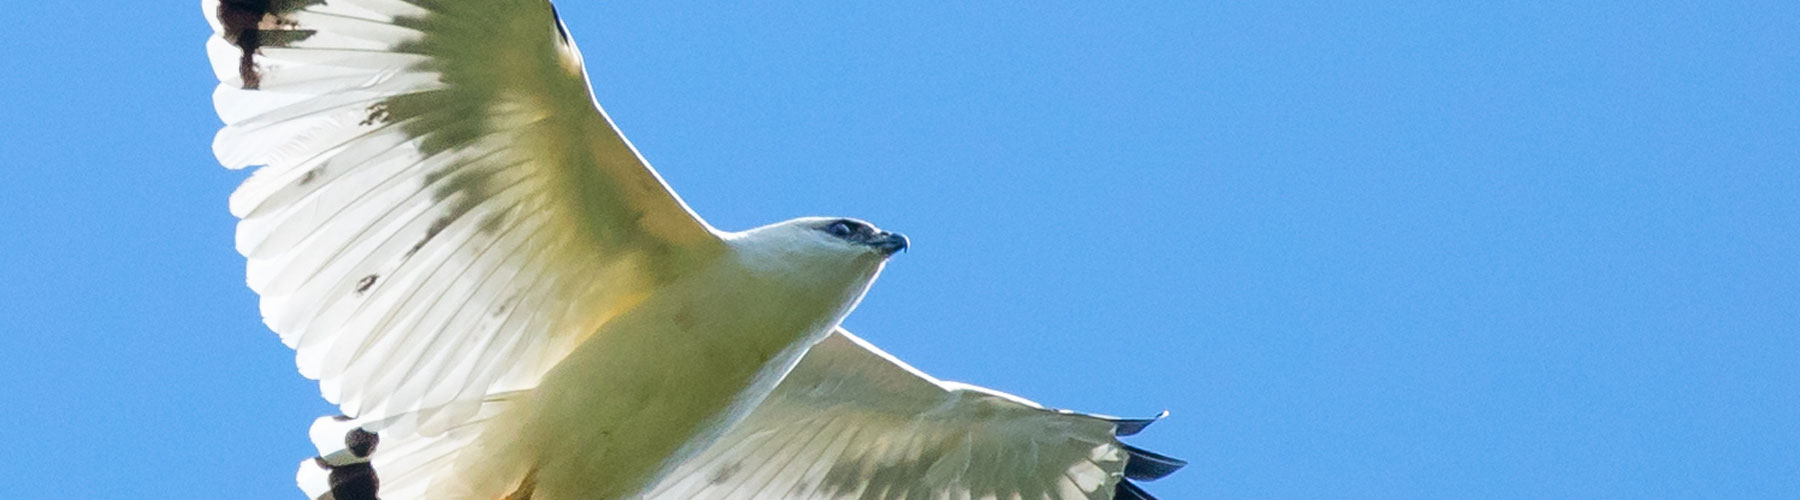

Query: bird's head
[734,216,907,264]
[726,216,908,308]
[797,217,910,257]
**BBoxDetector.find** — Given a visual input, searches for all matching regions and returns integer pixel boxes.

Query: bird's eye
[825,221,855,238]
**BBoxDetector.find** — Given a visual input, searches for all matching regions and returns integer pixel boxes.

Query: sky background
[1,1,1795,498]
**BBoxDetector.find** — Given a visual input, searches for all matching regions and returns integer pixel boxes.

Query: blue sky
[1,1,1795,498]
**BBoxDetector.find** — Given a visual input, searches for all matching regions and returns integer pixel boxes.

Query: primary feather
[205,0,720,433]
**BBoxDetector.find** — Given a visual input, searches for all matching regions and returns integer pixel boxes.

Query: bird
[202,0,1182,499]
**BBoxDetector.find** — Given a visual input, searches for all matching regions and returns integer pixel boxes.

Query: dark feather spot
[479,211,507,234]
[299,167,322,185]
[409,216,453,257]
[214,0,269,89]
[345,428,379,458]
[355,274,378,294]
[326,461,379,500]
[213,0,321,90]
[708,462,742,485]
[360,102,391,126]
[425,216,451,242]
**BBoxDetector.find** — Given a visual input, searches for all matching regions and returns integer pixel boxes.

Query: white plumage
[202,1,1179,499]
[641,330,1178,500]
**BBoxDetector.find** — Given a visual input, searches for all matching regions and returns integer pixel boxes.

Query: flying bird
[202,1,1182,499]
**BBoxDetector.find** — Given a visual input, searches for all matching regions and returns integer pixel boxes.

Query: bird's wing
[644,329,1185,500]
[203,0,721,429]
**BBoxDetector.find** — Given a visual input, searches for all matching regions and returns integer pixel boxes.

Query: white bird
[202,1,1181,499]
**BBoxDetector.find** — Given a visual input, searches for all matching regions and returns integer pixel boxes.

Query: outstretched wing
[203,0,721,428]
[644,329,1185,500]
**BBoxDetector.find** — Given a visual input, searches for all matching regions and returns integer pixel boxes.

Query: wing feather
[203,0,722,427]
[643,329,1185,500]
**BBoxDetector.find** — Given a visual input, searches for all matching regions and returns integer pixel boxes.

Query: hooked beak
[872,231,909,256]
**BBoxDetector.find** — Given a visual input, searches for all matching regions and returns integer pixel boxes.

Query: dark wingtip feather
[1107,410,1170,437]
[1114,478,1158,500]
[1102,411,1182,498]
[1122,443,1188,481]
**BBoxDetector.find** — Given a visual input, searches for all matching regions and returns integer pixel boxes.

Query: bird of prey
[202,1,1182,499]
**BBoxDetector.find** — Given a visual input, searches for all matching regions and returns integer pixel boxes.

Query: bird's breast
[484,260,849,500]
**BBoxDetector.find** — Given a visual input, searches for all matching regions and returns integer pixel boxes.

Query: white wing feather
[202,0,721,429]
[643,330,1181,500]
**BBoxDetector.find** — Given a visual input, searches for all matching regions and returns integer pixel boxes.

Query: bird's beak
[872,232,909,256]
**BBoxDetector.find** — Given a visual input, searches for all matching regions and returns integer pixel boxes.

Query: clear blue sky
[1,1,1795,498]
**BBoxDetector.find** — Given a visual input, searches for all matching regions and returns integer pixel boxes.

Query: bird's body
[461,224,891,500]
[200,0,1180,498]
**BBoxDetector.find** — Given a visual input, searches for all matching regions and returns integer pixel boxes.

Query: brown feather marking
[325,462,379,500]
[213,0,322,90]
[214,0,270,89]
[355,274,379,294]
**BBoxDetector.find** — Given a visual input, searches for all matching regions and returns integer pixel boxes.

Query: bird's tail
[297,392,527,500]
